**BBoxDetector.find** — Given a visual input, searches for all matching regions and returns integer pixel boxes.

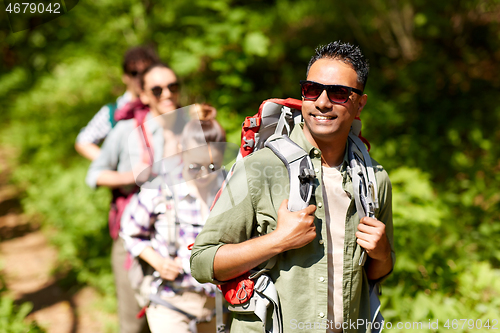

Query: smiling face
[140,66,180,117]
[301,58,367,147]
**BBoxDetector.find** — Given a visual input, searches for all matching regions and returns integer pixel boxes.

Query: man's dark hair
[122,46,160,75]
[307,41,369,90]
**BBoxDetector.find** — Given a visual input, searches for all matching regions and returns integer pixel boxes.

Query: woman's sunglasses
[187,163,217,175]
[185,144,218,177]
[300,80,363,104]
[151,82,180,98]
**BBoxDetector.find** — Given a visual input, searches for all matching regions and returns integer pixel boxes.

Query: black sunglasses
[300,80,363,104]
[151,82,180,97]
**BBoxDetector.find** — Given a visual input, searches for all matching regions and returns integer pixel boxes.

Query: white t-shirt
[322,166,351,333]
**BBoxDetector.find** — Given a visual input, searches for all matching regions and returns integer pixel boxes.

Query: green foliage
[0,296,45,333]
[0,56,117,294]
[391,167,445,227]
[383,167,500,330]
[16,162,115,291]
[382,261,500,332]
[0,276,45,333]
[1,0,500,327]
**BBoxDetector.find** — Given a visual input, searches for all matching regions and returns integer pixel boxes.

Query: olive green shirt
[190,124,395,333]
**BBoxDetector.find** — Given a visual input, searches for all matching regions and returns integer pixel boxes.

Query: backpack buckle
[243,136,255,148]
[298,168,315,182]
[243,117,260,129]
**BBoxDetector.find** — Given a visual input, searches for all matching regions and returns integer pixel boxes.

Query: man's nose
[315,89,332,110]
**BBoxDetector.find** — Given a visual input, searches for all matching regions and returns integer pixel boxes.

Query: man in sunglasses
[191,41,395,333]
[75,46,159,161]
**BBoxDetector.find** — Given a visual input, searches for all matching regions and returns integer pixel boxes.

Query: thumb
[304,204,317,215]
[279,199,290,213]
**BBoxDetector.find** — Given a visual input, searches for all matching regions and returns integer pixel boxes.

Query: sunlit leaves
[391,167,445,227]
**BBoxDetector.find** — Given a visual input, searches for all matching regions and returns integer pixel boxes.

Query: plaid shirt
[121,169,221,297]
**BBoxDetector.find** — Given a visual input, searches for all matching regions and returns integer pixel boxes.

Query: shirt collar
[289,123,315,155]
[289,123,350,172]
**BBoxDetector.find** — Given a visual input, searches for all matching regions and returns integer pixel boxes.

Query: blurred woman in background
[120,104,226,333]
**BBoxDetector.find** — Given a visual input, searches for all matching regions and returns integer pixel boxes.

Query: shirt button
[319,277,325,282]
[319,312,325,318]
[315,168,320,174]
[313,149,320,157]
[317,202,323,208]
[319,239,324,245]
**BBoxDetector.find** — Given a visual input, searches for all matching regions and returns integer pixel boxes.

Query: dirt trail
[0,147,115,333]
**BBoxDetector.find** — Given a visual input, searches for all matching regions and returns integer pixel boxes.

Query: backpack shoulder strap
[347,131,379,268]
[107,102,118,128]
[347,132,385,331]
[247,135,316,278]
[264,134,316,212]
[347,132,379,218]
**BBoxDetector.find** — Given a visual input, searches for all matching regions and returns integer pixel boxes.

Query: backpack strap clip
[243,117,260,129]
[243,136,255,149]
[299,168,315,182]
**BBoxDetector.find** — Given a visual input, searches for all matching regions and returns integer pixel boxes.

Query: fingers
[357,223,382,236]
[356,220,391,261]
[359,216,381,226]
[279,199,316,216]
[163,257,182,272]
[275,199,317,251]
[356,218,385,252]
[358,217,385,234]
[356,238,374,251]
[160,258,182,281]
[174,256,183,266]
[356,237,391,261]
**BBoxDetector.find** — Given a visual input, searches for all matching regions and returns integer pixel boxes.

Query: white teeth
[314,115,333,120]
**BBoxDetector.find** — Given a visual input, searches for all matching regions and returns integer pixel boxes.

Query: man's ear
[356,94,368,117]
[139,90,150,106]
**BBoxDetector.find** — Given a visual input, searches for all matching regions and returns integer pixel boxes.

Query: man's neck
[320,141,346,168]
[303,129,347,168]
